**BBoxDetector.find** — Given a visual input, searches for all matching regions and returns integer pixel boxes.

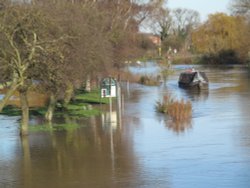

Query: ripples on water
[0,64,250,188]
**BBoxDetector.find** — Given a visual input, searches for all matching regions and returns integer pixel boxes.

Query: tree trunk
[0,82,19,112]
[19,89,29,136]
[64,82,74,106]
[21,136,32,187]
[45,94,56,122]
[85,75,91,92]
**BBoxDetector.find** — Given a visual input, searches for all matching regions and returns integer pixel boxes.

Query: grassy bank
[0,89,109,118]
[28,123,81,132]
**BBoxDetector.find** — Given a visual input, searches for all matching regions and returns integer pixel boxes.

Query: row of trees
[146,5,200,54]
[192,12,249,64]
[150,0,249,64]
[0,0,166,136]
[0,0,249,136]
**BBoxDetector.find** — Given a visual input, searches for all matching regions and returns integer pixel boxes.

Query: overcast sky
[167,0,231,21]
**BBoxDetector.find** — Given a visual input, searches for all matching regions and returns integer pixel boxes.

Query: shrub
[156,94,192,122]
[167,99,192,121]
[155,94,174,113]
[139,75,159,86]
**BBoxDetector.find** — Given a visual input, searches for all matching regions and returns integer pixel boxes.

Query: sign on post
[101,77,117,98]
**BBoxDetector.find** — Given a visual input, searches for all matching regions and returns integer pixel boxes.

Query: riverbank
[1,64,250,188]
[0,89,109,120]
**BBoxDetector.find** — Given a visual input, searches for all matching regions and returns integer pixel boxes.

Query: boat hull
[178,71,209,90]
[178,81,209,90]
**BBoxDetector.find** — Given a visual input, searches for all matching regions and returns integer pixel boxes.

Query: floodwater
[1,63,250,188]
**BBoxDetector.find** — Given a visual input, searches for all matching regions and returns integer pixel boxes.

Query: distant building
[147,34,161,46]
[140,33,161,46]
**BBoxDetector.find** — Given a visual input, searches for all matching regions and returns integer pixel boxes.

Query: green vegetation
[0,0,249,136]
[192,13,249,64]
[65,103,100,117]
[29,123,81,132]
[0,89,107,118]
[0,105,22,116]
[0,0,164,136]
[74,89,109,104]
[0,89,107,132]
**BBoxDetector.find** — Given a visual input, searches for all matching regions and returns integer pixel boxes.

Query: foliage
[139,75,160,86]
[29,123,81,132]
[167,99,192,121]
[192,13,249,64]
[0,0,162,135]
[155,94,175,113]
[0,89,105,118]
[200,49,241,64]
[0,3,68,135]
[150,7,200,54]
[0,105,21,116]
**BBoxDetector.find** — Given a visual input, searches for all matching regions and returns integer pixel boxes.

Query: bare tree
[171,8,200,38]
[0,4,65,135]
[0,0,170,129]
[230,0,250,20]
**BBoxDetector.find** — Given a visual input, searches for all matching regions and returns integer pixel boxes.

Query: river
[0,63,250,188]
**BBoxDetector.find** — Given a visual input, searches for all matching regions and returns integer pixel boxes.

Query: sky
[167,0,231,21]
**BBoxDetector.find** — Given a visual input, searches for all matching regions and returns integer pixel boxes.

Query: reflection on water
[179,88,209,102]
[155,112,192,134]
[1,65,250,188]
[165,118,192,133]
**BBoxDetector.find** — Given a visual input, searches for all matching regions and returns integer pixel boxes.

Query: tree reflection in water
[17,106,145,188]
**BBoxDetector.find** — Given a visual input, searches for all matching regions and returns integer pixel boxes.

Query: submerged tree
[0,0,169,133]
[0,4,65,135]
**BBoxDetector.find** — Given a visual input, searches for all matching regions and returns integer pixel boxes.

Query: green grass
[29,123,81,132]
[63,89,109,117]
[0,106,50,116]
[65,104,100,117]
[75,89,109,104]
[0,89,109,118]
[0,105,21,116]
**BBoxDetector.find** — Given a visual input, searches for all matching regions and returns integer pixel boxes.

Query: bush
[167,99,192,121]
[156,94,192,121]
[139,75,159,86]
[201,50,242,64]
[155,95,174,113]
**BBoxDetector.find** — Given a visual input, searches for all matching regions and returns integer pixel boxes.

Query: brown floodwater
[1,64,250,188]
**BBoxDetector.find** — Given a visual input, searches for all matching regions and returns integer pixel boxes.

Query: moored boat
[178,68,209,90]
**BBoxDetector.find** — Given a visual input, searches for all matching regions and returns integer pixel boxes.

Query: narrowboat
[178,69,209,90]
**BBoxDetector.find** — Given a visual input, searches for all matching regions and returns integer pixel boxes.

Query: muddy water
[1,64,250,188]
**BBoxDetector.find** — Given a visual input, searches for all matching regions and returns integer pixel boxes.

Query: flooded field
[1,64,250,188]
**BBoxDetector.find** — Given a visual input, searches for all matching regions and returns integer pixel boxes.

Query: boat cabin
[178,69,209,90]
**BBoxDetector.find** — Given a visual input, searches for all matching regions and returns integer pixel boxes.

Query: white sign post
[101,77,117,98]
[101,77,118,121]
